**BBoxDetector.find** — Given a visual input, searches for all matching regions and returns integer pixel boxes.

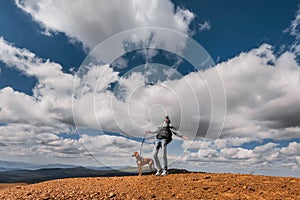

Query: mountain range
[0,159,189,183]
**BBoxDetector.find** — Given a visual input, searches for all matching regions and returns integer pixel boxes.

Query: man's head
[164,116,170,124]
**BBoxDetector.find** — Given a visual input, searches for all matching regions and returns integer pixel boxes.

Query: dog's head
[132,151,139,157]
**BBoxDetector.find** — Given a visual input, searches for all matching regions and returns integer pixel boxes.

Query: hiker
[146,116,188,176]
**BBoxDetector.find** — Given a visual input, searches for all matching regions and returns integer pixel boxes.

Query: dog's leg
[149,160,154,172]
[138,165,142,176]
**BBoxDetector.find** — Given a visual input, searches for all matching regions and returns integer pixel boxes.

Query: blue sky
[0,0,300,177]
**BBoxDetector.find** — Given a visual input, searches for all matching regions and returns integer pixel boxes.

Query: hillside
[0,167,135,184]
[0,173,299,199]
[0,166,175,184]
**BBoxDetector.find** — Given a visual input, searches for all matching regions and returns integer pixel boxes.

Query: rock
[41,195,50,200]
[108,192,116,198]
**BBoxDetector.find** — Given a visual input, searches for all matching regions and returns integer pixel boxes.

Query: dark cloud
[195,120,209,138]
[255,99,300,129]
[0,142,7,147]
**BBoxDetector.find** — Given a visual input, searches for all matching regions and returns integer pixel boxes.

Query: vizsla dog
[132,151,154,176]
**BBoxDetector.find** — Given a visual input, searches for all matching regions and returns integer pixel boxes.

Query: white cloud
[15,0,195,52]
[217,45,300,140]
[78,134,144,166]
[181,137,300,174]
[198,21,211,32]
[253,142,279,154]
[0,123,72,156]
[221,147,255,159]
[0,122,144,167]
[182,137,258,151]
[289,7,300,39]
[0,37,75,127]
[1,36,300,143]
[0,87,56,126]
[111,57,129,69]
[280,142,300,156]
[295,156,300,165]
[286,7,300,57]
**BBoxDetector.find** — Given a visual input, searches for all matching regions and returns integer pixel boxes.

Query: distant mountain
[84,165,131,171]
[0,160,36,171]
[0,167,134,183]
[0,159,190,183]
[0,160,130,172]
[0,160,78,171]
[0,167,190,183]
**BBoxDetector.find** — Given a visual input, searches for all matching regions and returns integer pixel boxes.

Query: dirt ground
[0,173,299,200]
[0,183,27,191]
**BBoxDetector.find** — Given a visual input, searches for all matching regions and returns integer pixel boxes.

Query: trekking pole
[139,132,147,156]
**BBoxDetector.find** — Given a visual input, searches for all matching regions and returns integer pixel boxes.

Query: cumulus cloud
[78,134,146,166]
[0,123,72,156]
[0,123,145,166]
[15,0,195,52]
[1,36,300,142]
[0,37,74,127]
[180,138,300,174]
[216,45,300,140]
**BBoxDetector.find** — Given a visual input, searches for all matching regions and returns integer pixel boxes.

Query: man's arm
[146,123,163,135]
[170,127,183,137]
[170,124,188,140]
[146,130,156,134]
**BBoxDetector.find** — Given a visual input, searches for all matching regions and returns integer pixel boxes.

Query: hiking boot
[161,169,168,176]
[155,169,162,176]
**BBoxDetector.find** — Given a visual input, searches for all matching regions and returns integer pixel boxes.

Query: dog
[132,151,154,176]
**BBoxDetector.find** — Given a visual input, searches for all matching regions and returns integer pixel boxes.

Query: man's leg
[162,139,168,173]
[153,139,162,174]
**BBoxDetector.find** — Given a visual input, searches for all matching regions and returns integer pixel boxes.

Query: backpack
[157,124,173,144]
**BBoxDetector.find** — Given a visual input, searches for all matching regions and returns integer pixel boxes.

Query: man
[146,116,188,176]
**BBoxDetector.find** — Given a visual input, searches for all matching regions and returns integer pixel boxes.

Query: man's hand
[182,136,189,140]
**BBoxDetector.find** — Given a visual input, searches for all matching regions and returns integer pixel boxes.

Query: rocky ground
[0,172,299,200]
